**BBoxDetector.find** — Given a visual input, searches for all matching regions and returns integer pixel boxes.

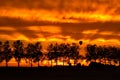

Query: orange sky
[0,0,120,46]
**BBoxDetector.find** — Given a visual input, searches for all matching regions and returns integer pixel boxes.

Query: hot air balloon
[79,41,83,45]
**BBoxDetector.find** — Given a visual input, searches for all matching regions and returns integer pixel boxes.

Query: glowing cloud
[0,0,120,45]
[0,27,15,31]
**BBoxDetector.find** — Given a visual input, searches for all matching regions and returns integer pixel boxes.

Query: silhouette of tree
[54,43,60,66]
[47,43,61,66]
[107,46,120,66]
[62,43,71,66]
[91,45,119,65]
[107,46,117,65]
[0,41,4,65]
[101,46,107,65]
[47,43,54,67]
[3,41,12,67]
[100,46,120,66]
[13,40,24,67]
[33,42,43,67]
[96,46,104,64]
[116,48,120,66]
[1,39,120,68]
[25,43,36,67]
[70,43,79,66]
[86,44,97,63]
[58,43,67,66]
[78,41,83,65]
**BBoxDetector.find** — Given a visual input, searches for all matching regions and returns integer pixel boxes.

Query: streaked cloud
[82,29,98,35]
[99,31,113,35]
[0,0,120,45]
[0,27,15,31]
[27,26,62,33]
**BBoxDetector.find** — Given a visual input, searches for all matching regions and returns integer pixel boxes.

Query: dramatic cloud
[0,0,120,12]
[0,0,120,45]
[0,0,120,22]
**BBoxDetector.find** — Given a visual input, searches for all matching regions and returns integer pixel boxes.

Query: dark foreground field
[1,63,120,80]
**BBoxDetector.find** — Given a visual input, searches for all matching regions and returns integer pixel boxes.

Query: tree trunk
[74,60,75,66]
[109,60,111,65]
[95,59,96,63]
[25,58,28,63]
[63,58,64,66]
[68,58,71,66]
[74,58,77,66]
[18,58,20,67]
[6,61,8,67]
[104,58,106,65]
[99,58,101,64]
[51,60,52,67]
[55,58,57,66]
[38,61,40,67]
[18,62,20,67]
[119,60,120,66]
[30,59,33,67]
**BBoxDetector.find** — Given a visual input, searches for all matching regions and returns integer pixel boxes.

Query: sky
[0,0,120,45]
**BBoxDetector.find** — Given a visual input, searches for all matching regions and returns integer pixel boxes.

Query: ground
[0,63,120,80]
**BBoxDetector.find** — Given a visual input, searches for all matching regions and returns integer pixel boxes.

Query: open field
[1,63,120,80]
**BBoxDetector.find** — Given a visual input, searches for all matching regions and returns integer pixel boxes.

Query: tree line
[86,44,120,66]
[0,40,120,67]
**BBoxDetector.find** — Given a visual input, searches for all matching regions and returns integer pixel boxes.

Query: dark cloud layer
[0,0,120,44]
[0,16,120,40]
[0,0,120,13]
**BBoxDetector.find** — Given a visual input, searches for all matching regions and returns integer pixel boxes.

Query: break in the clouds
[0,0,120,45]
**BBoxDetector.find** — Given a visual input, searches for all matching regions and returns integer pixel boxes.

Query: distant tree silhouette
[86,44,97,63]
[47,43,61,66]
[70,43,79,66]
[116,48,120,66]
[101,46,108,65]
[3,41,12,67]
[62,43,71,66]
[47,43,54,67]
[106,46,120,66]
[78,41,83,65]
[107,46,117,65]
[33,42,43,67]
[13,40,24,67]
[86,44,120,66]
[59,43,68,66]
[1,39,120,67]
[25,43,36,67]
[0,41,4,65]
[52,43,58,66]
[96,46,105,63]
